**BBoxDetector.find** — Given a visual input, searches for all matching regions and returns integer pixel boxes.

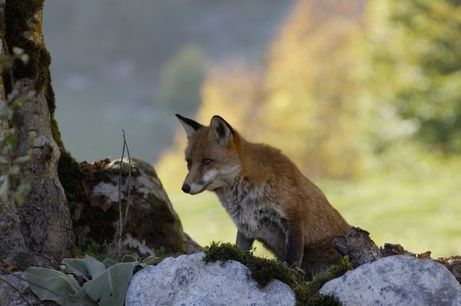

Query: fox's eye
[202,159,213,166]
[186,159,192,170]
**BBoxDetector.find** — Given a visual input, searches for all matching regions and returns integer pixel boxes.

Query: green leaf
[83,262,135,306]
[0,156,8,164]
[9,165,20,175]
[121,254,138,263]
[13,155,30,163]
[84,255,105,279]
[4,133,18,150]
[63,258,90,281]
[142,254,163,266]
[0,105,13,120]
[68,289,98,306]
[24,267,80,305]
[0,176,9,201]
[102,258,117,268]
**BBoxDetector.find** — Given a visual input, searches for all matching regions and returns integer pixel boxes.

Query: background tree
[260,0,368,178]
[157,45,208,116]
[366,0,461,153]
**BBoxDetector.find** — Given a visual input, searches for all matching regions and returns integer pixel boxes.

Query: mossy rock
[70,158,200,258]
[203,242,352,306]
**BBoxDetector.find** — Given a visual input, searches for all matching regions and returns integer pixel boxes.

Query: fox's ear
[210,115,233,144]
[176,114,203,140]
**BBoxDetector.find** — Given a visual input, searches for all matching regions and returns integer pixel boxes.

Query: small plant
[24,254,149,306]
[203,242,352,306]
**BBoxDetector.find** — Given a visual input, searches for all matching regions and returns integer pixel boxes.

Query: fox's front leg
[286,219,304,267]
[236,230,254,252]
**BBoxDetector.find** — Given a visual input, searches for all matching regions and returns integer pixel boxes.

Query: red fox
[176,114,349,278]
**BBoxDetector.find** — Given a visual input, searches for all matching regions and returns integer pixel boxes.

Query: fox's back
[223,139,348,246]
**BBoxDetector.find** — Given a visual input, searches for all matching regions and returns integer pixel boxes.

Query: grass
[163,157,461,259]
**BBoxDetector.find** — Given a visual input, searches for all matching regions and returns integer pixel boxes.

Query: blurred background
[44,0,461,258]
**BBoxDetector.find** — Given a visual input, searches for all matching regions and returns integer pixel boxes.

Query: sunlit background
[44,0,461,258]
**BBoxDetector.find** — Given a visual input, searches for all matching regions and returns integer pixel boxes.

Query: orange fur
[176,114,349,278]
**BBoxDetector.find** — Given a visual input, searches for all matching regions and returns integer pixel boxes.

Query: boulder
[436,256,461,284]
[125,252,296,306]
[320,255,461,306]
[71,158,200,257]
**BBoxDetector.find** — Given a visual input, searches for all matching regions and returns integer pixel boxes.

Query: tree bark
[1,0,72,265]
[0,0,29,264]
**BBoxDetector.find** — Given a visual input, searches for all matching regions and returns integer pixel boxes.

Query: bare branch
[123,129,133,228]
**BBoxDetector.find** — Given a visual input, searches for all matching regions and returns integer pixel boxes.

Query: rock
[125,252,296,306]
[0,272,48,306]
[333,226,382,268]
[436,256,461,284]
[319,255,461,306]
[72,158,200,257]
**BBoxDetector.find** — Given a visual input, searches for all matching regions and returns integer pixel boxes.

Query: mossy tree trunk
[0,0,29,265]
[0,0,72,266]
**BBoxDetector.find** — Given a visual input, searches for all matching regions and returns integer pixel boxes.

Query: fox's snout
[181,183,191,193]
[181,168,218,195]
[180,179,205,195]
[181,181,204,195]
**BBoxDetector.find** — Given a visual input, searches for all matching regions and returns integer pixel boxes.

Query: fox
[176,114,350,278]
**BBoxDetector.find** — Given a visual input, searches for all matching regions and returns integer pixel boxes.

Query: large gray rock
[320,255,461,306]
[126,252,296,306]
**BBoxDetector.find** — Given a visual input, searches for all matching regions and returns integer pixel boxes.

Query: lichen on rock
[72,158,200,258]
[126,252,297,306]
[320,255,461,306]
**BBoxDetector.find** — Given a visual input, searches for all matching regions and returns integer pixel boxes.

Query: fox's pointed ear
[176,114,203,140]
[210,115,233,144]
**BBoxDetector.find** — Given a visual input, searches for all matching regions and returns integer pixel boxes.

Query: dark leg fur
[286,220,304,267]
[236,231,254,252]
[302,239,344,280]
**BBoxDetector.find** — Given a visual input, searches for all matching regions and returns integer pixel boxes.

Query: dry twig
[115,129,133,259]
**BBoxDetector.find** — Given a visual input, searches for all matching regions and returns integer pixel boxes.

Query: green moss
[124,193,187,254]
[4,0,59,143]
[51,117,63,148]
[203,242,352,306]
[297,256,352,305]
[71,242,83,258]
[58,150,85,208]
[83,240,106,261]
[4,0,47,90]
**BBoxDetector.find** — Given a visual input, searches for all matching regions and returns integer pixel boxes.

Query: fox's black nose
[182,183,191,193]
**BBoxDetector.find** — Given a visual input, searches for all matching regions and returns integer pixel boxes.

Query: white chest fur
[215,178,288,240]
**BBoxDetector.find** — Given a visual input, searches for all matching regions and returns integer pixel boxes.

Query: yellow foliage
[156,63,265,193]
[158,0,373,184]
[155,132,187,195]
[196,63,265,140]
[260,0,369,178]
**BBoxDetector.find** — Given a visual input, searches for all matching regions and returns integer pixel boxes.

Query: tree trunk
[1,0,72,266]
[0,0,29,264]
